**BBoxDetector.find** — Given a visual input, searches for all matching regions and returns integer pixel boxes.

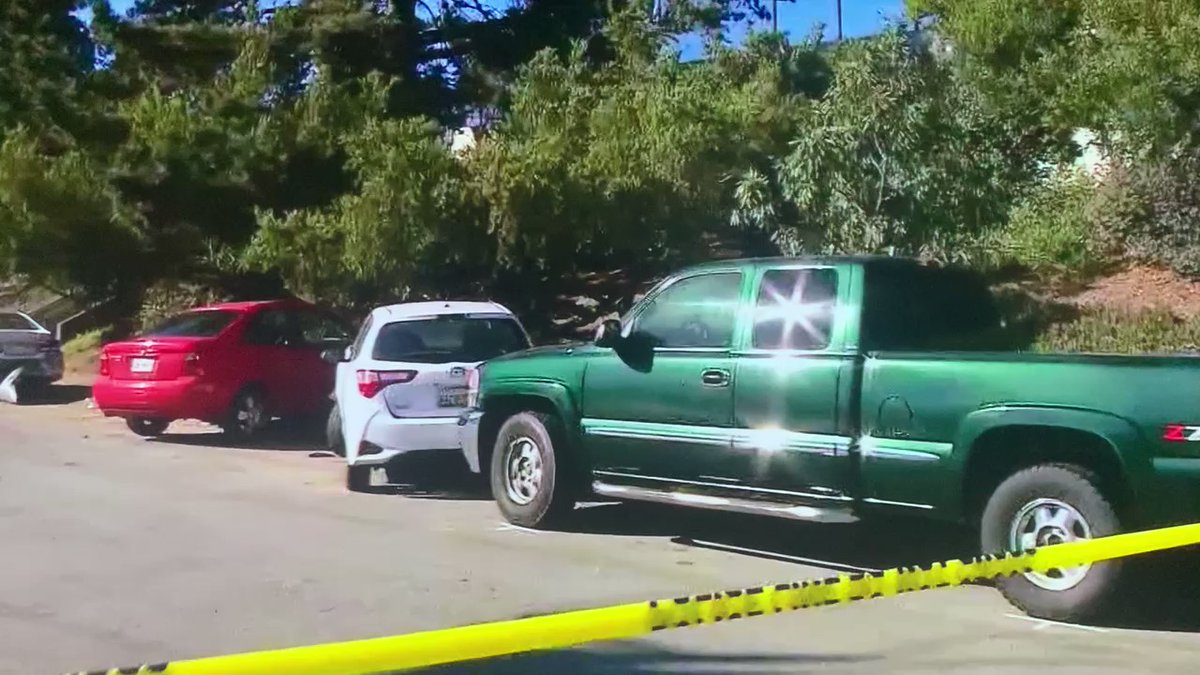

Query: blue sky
[100,0,905,43]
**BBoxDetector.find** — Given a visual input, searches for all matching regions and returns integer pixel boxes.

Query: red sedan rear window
[145,310,238,338]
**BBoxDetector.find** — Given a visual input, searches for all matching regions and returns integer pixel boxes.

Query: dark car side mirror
[594,319,623,349]
[320,346,346,364]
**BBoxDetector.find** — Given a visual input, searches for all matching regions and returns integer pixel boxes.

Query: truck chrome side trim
[592,480,860,524]
[862,497,935,510]
[582,418,853,455]
[593,470,852,502]
[859,436,949,462]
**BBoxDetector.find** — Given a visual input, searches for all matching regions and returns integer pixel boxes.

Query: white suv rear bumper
[347,414,465,467]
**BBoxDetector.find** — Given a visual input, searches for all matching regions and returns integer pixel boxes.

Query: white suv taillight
[466,367,481,408]
[356,369,417,398]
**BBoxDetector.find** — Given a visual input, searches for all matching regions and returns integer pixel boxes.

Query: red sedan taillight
[99,351,110,376]
[356,370,417,398]
[183,352,203,377]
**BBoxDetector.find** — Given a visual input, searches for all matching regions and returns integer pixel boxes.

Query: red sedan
[93,299,353,439]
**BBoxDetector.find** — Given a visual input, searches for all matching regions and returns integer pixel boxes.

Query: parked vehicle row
[90,298,532,491]
[84,254,1200,626]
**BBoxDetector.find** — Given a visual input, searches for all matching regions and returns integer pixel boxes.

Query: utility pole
[836,0,843,41]
[772,0,778,32]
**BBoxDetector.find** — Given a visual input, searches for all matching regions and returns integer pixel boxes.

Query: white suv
[330,301,531,491]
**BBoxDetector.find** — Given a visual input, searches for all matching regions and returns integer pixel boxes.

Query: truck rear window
[862,264,1002,351]
[373,316,529,363]
[145,310,238,338]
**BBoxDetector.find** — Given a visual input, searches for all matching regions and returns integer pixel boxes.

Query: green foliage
[772,29,1042,259]
[1035,307,1200,354]
[989,167,1103,275]
[245,115,474,307]
[0,129,144,301]
[910,0,1200,158]
[1090,149,1200,277]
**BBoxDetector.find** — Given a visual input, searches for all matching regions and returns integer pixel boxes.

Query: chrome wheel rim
[504,436,543,506]
[1009,498,1093,591]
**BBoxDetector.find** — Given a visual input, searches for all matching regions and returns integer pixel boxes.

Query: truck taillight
[99,352,110,376]
[466,367,480,408]
[183,352,202,376]
[356,369,417,398]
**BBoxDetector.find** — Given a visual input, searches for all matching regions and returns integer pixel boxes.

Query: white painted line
[494,523,546,536]
[681,538,883,574]
[1004,613,1108,633]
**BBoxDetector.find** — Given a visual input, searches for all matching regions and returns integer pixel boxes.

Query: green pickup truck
[457,255,1200,621]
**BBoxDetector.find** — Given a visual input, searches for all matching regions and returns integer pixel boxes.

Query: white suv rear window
[373,316,528,363]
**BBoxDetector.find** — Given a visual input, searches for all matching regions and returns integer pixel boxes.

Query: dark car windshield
[0,312,37,331]
[373,315,529,363]
[145,310,238,338]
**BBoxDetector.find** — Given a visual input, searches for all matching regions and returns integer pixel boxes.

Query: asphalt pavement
[2,386,1199,674]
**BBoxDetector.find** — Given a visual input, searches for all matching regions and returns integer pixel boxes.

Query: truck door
[731,265,855,500]
[582,270,745,483]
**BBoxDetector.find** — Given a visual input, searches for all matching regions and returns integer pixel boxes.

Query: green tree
[0,0,95,144]
[909,0,1200,157]
[769,28,1042,260]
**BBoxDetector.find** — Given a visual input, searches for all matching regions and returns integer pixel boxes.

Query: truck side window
[633,272,743,349]
[752,268,838,350]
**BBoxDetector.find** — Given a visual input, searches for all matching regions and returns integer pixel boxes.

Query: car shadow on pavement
[363,452,492,501]
[16,383,91,406]
[150,419,325,452]
[404,642,876,674]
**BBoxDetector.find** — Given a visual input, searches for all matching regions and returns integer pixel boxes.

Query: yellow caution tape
[68,522,1200,675]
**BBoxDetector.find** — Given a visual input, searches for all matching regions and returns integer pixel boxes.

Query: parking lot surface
[2,389,1199,674]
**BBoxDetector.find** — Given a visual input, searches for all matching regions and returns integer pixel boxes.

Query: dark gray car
[0,311,64,393]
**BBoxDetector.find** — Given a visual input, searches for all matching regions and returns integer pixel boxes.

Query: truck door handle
[700,369,730,387]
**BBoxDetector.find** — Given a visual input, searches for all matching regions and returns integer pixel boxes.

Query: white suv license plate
[130,358,155,373]
[438,387,468,408]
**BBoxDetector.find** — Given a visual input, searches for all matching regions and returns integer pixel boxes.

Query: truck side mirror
[594,319,622,349]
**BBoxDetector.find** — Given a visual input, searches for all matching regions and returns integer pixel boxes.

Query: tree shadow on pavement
[403,641,876,674]
[1089,547,1200,633]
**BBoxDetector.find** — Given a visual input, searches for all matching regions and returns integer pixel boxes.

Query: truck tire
[980,463,1123,623]
[490,411,576,528]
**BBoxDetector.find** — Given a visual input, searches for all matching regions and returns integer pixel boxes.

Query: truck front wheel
[490,411,576,528]
[980,463,1123,623]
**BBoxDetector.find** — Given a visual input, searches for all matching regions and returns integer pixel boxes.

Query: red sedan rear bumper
[92,376,233,423]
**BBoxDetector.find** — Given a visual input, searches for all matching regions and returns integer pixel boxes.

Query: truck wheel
[346,465,373,492]
[127,417,169,437]
[980,463,1122,623]
[490,411,576,528]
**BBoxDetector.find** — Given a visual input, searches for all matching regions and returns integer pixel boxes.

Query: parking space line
[1004,612,1109,633]
[495,523,547,536]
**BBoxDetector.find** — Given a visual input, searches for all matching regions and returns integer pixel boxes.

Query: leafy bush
[989,167,1103,275]
[1034,306,1200,354]
[1091,149,1200,277]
